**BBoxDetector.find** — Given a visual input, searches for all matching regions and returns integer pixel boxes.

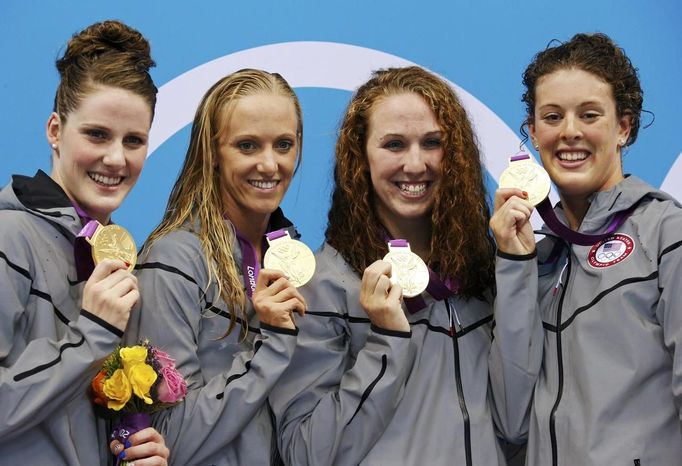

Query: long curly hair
[521,32,643,147]
[145,69,303,337]
[326,66,495,299]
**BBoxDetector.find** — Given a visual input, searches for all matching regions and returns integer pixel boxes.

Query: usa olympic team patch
[588,234,635,268]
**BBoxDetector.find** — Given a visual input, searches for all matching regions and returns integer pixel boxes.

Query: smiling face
[529,68,631,203]
[365,92,443,235]
[216,92,299,231]
[47,85,152,224]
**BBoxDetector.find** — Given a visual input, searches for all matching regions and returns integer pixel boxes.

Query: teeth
[558,152,588,161]
[250,180,278,189]
[398,183,427,195]
[89,173,122,186]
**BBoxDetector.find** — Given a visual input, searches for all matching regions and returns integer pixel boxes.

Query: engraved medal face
[263,238,316,287]
[382,249,429,298]
[498,160,551,206]
[90,224,137,272]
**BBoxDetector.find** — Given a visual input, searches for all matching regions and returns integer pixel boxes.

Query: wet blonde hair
[146,69,302,336]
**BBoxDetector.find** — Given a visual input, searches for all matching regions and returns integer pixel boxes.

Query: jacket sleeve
[128,232,298,466]
[654,205,682,427]
[268,269,415,466]
[0,240,121,440]
[488,250,544,443]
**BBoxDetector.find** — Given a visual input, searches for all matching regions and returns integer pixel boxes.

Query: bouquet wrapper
[111,412,151,465]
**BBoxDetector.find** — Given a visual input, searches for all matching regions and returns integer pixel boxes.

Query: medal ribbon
[508,153,634,246]
[71,201,99,281]
[386,239,459,314]
[234,230,261,299]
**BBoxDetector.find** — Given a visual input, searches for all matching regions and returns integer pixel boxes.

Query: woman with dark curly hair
[270,66,506,465]
[490,32,682,464]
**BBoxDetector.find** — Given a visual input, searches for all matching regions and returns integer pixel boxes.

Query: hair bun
[57,20,155,75]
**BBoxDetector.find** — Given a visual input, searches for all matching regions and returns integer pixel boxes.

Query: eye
[423,137,441,149]
[124,135,146,147]
[542,113,562,123]
[582,111,600,121]
[237,141,257,152]
[275,139,294,152]
[383,140,404,151]
[86,129,108,140]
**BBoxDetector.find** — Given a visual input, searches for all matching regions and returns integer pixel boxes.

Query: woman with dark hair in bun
[490,32,682,464]
[0,20,168,464]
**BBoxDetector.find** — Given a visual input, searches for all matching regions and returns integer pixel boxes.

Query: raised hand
[359,260,409,332]
[252,269,307,330]
[489,188,537,256]
[82,259,139,332]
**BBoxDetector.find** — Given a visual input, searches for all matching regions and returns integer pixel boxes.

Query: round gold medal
[89,224,137,272]
[382,242,429,298]
[498,156,551,206]
[263,232,316,287]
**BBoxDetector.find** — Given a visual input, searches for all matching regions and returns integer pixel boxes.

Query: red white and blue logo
[588,234,635,268]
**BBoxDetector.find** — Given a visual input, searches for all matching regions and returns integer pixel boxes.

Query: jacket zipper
[549,257,571,466]
[446,298,472,466]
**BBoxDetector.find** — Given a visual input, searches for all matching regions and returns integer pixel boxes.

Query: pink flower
[157,366,187,403]
[154,349,176,369]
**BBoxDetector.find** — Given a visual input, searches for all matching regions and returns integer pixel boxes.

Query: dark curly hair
[326,66,495,299]
[521,32,643,147]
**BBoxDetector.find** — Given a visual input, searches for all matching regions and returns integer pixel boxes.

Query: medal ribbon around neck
[500,153,633,246]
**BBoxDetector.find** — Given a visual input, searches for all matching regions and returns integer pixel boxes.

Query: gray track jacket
[490,176,682,465]
[0,171,123,465]
[270,243,507,465]
[126,211,299,466]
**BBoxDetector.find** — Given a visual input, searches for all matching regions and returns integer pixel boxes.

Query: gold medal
[382,240,429,298]
[498,153,551,206]
[86,223,137,273]
[263,230,316,287]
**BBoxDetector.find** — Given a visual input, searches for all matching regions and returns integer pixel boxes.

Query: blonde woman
[127,69,306,465]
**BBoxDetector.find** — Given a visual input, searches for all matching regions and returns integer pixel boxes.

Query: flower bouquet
[91,339,187,465]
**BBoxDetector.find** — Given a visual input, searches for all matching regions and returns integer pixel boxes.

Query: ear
[46,112,61,149]
[528,119,537,144]
[617,113,633,146]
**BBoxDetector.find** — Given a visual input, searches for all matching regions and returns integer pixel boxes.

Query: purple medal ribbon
[234,226,290,298]
[110,412,151,465]
[235,230,261,298]
[536,199,633,246]
[71,201,100,281]
[508,153,633,246]
[385,238,459,314]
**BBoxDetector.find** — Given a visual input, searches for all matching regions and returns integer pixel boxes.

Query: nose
[403,144,427,174]
[560,114,583,142]
[102,142,126,169]
[257,148,278,175]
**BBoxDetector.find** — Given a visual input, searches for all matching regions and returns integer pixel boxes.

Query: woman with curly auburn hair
[489,32,682,464]
[270,66,508,465]
[126,68,307,466]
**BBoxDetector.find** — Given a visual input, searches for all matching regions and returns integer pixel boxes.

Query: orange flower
[91,370,109,407]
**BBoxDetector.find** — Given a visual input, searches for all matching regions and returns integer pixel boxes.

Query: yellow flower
[120,346,148,367]
[103,369,132,411]
[127,363,157,404]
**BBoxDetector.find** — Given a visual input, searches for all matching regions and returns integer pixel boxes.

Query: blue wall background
[2,0,680,249]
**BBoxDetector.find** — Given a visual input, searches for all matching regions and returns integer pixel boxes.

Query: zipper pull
[553,258,569,296]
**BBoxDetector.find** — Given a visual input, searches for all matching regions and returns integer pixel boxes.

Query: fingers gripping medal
[382,240,429,298]
[263,229,316,287]
[498,153,551,206]
[82,220,137,272]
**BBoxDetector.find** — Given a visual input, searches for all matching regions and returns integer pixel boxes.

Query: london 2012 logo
[588,234,635,268]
